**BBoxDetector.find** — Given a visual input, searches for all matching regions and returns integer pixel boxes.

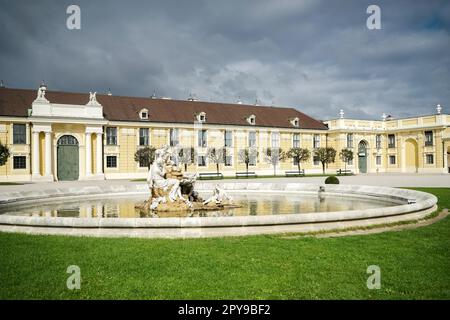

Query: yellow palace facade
[0,85,449,182]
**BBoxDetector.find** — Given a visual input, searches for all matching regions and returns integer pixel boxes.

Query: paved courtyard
[0,173,448,193]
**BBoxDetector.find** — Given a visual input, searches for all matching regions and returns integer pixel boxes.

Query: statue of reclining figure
[147,147,191,210]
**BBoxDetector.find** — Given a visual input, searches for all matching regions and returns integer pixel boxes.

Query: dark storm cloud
[0,0,449,120]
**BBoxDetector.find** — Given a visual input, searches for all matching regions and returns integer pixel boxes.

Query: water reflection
[1,193,397,218]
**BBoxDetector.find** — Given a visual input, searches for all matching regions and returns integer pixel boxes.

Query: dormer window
[290,117,299,127]
[139,108,149,120]
[247,114,256,125]
[196,111,206,123]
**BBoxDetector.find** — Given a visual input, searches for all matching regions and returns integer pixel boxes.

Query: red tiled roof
[0,87,327,130]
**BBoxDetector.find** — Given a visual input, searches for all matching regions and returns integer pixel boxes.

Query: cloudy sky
[0,0,449,120]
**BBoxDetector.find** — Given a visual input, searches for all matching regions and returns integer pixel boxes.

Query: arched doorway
[57,135,79,181]
[405,139,418,173]
[358,141,368,173]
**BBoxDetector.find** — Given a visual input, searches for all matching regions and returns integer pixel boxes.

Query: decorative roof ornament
[382,113,387,121]
[35,81,49,102]
[107,88,112,96]
[436,104,442,114]
[0,80,4,88]
[236,96,242,104]
[87,91,101,106]
[339,109,344,119]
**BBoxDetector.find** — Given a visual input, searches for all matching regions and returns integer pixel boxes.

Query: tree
[238,147,258,176]
[134,146,156,169]
[314,147,336,174]
[339,149,354,172]
[207,147,226,174]
[178,147,196,171]
[0,142,10,166]
[265,148,286,176]
[287,147,310,173]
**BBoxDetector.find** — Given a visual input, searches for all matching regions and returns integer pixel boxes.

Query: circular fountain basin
[0,182,438,238]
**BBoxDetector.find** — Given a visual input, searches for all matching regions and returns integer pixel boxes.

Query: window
[247,115,256,125]
[106,127,117,145]
[313,155,320,166]
[224,130,233,147]
[388,134,395,148]
[313,134,320,149]
[376,155,381,165]
[13,156,26,169]
[376,134,382,149]
[13,124,26,144]
[106,156,117,168]
[139,128,149,146]
[293,133,300,148]
[347,134,353,148]
[139,109,149,120]
[197,112,206,122]
[170,128,179,147]
[198,130,207,147]
[291,117,299,127]
[248,131,256,147]
[389,155,396,165]
[425,131,433,146]
[426,154,434,164]
[271,132,280,148]
[225,155,233,166]
[198,155,206,167]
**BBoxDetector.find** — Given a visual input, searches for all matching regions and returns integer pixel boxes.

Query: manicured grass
[0,188,448,299]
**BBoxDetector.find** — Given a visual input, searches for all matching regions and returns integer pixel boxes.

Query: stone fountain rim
[0,182,438,229]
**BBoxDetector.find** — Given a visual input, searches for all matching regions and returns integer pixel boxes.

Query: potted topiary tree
[134,146,156,169]
[287,147,310,174]
[339,148,354,174]
[314,147,337,174]
[207,147,226,174]
[0,142,10,166]
[265,147,286,176]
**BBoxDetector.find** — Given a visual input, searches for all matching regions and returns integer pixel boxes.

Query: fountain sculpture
[136,146,237,215]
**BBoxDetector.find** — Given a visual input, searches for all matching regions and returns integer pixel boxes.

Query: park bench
[285,169,305,177]
[198,172,224,180]
[336,169,353,175]
[235,171,257,178]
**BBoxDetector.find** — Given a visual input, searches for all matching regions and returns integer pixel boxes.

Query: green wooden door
[57,135,79,181]
[358,142,367,173]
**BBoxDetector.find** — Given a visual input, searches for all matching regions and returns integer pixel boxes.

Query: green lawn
[0,188,449,300]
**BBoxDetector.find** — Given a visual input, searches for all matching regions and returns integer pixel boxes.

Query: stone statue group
[143,146,233,213]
